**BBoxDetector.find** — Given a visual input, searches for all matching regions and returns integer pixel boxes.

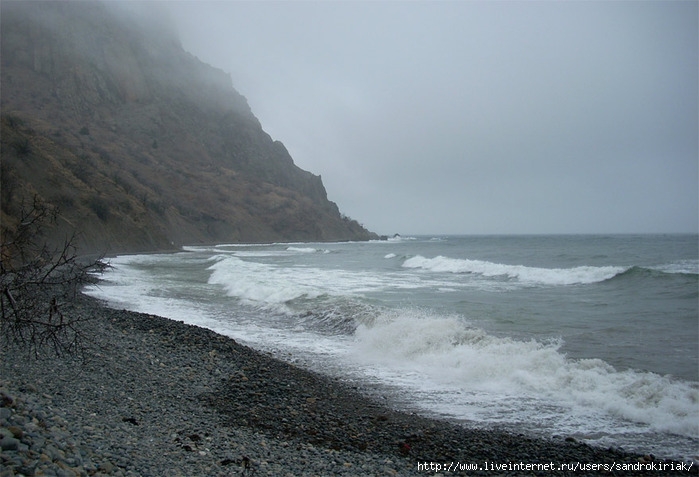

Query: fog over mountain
[167,1,698,235]
[1,1,377,254]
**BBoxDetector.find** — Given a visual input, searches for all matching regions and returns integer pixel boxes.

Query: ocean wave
[206,255,394,310]
[402,255,625,286]
[292,297,378,335]
[352,309,699,438]
[650,260,699,276]
[207,256,321,310]
[286,246,328,253]
[606,263,699,285]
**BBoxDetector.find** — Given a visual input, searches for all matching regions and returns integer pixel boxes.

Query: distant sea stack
[0,1,377,255]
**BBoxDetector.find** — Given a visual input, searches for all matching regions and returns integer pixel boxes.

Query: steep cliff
[0,1,376,255]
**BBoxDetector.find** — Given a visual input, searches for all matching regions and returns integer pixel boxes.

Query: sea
[83,234,699,462]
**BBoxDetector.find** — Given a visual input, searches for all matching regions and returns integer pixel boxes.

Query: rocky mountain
[0,1,377,255]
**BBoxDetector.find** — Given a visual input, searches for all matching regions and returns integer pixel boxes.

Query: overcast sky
[165,1,697,235]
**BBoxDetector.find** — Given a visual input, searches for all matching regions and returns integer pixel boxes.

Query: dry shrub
[0,196,108,357]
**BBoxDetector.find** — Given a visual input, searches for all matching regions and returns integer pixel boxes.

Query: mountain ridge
[0,1,377,256]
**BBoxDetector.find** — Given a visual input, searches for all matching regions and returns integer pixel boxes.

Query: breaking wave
[352,309,699,439]
[402,255,625,286]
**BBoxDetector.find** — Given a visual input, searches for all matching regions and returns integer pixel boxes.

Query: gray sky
[165,1,697,235]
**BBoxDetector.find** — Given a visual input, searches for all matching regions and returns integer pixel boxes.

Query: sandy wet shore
[1,294,695,476]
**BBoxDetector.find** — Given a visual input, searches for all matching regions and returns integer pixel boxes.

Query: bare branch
[1,195,108,357]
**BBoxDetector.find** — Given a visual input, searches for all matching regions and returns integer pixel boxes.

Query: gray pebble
[0,435,20,450]
[0,408,12,422]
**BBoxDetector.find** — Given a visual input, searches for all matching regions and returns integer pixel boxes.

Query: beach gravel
[1,294,695,476]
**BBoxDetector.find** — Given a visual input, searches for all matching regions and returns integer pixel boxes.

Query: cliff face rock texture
[0,1,376,254]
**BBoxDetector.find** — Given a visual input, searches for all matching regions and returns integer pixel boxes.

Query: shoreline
[1,293,696,476]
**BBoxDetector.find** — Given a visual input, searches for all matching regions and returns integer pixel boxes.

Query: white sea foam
[651,259,699,275]
[207,257,320,309]
[286,246,322,253]
[83,254,167,308]
[402,255,625,285]
[351,309,699,438]
[205,255,403,310]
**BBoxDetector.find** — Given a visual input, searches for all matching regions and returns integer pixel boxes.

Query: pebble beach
[1,294,696,476]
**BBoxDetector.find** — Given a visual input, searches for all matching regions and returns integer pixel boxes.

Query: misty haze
[1,2,697,475]
[167,1,697,235]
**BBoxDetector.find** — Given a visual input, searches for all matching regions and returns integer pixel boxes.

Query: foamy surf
[402,255,625,285]
[84,235,699,462]
[352,310,698,437]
